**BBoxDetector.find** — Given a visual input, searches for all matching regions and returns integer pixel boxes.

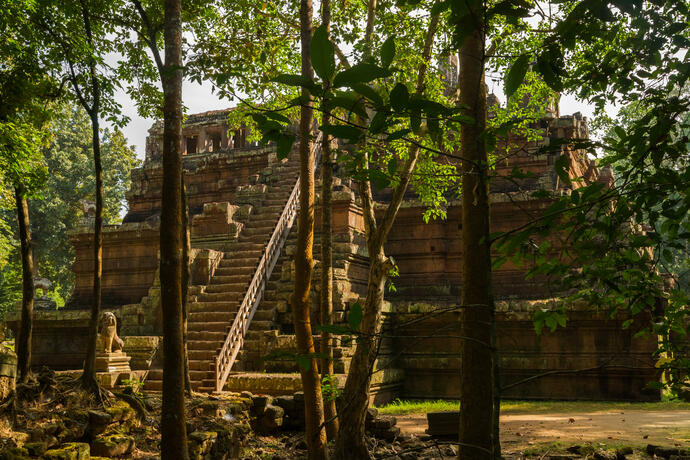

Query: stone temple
[7,102,660,401]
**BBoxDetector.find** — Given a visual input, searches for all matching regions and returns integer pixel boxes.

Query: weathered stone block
[91,434,135,458]
[44,442,90,460]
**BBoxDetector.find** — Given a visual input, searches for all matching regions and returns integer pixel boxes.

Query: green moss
[104,400,135,423]
[43,442,90,460]
[0,447,31,460]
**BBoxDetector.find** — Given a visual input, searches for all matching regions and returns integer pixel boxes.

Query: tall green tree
[0,0,54,381]
[32,0,127,390]
[0,103,136,315]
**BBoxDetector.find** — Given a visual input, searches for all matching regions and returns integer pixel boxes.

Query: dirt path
[396,410,690,452]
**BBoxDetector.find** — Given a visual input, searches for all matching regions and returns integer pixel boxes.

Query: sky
[116,74,602,161]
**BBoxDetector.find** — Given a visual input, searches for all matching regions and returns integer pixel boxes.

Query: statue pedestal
[95,351,132,373]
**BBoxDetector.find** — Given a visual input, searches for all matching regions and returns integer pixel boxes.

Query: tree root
[78,373,113,406]
[114,391,149,422]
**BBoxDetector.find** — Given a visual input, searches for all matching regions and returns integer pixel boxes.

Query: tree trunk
[14,184,34,383]
[457,21,495,460]
[291,0,329,457]
[319,0,338,441]
[182,174,192,396]
[82,112,103,385]
[333,251,389,460]
[77,1,103,389]
[160,0,188,456]
[334,12,438,459]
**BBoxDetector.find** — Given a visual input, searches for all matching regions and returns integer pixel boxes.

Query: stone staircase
[144,154,300,391]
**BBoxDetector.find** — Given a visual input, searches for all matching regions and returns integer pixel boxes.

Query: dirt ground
[396,409,690,453]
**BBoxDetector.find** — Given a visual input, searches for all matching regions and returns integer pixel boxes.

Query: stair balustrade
[215,133,323,392]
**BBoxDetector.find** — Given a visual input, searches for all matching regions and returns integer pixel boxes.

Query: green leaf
[263,111,291,124]
[352,83,383,106]
[277,133,295,159]
[311,25,336,82]
[390,83,409,112]
[554,154,571,185]
[333,63,392,88]
[387,128,411,141]
[348,302,363,330]
[431,0,450,15]
[295,355,311,371]
[323,95,367,118]
[320,124,364,142]
[388,157,398,175]
[369,111,388,134]
[380,36,396,68]
[505,54,530,98]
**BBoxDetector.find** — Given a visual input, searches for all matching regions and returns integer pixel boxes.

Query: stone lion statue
[79,198,97,217]
[99,312,124,353]
[33,277,53,298]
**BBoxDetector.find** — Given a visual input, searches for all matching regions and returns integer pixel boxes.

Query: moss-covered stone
[104,400,135,423]
[43,442,90,460]
[188,431,217,459]
[0,447,31,460]
[91,433,135,458]
[22,442,47,457]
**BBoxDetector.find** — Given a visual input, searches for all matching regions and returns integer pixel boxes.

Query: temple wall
[68,223,159,308]
[388,300,660,401]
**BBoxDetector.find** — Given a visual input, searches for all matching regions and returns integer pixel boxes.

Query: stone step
[189,369,214,381]
[219,372,345,395]
[222,249,263,259]
[218,257,260,267]
[188,349,216,361]
[212,266,253,277]
[252,309,275,322]
[189,359,216,371]
[187,319,233,332]
[249,320,274,331]
[189,301,239,313]
[239,234,273,244]
[205,282,247,293]
[198,292,243,303]
[207,273,250,283]
[241,227,276,238]
[187,330,227,342]
[228,242,264,251]
[187,310,239,322]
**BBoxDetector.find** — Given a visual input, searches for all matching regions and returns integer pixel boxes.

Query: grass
[376,398,690,416]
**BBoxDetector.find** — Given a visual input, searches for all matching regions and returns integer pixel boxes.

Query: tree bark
[160,0,188,456]
[457,20,495,460]
[77,0,103,388]
[291,0,329,457]
[82,111,102,385]
[319,0,338,441]
[14,184,34,383]
[182,174,192,396]
[333,250,389,460]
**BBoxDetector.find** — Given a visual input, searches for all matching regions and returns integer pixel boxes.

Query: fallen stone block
[43,442,90,460]
[91,434,135,458]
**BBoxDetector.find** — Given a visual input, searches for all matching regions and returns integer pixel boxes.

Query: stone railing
[215,133,322,392]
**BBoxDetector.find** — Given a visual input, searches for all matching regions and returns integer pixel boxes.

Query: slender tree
[291,0,330,457]
[318,0,339,441]
[334,11,441,459]
[14,184,34,382]
[0,1,54,381]
[159,0,189,455]
[32,0,125,390]
[457,9,494,458]
[182,174,192,396]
